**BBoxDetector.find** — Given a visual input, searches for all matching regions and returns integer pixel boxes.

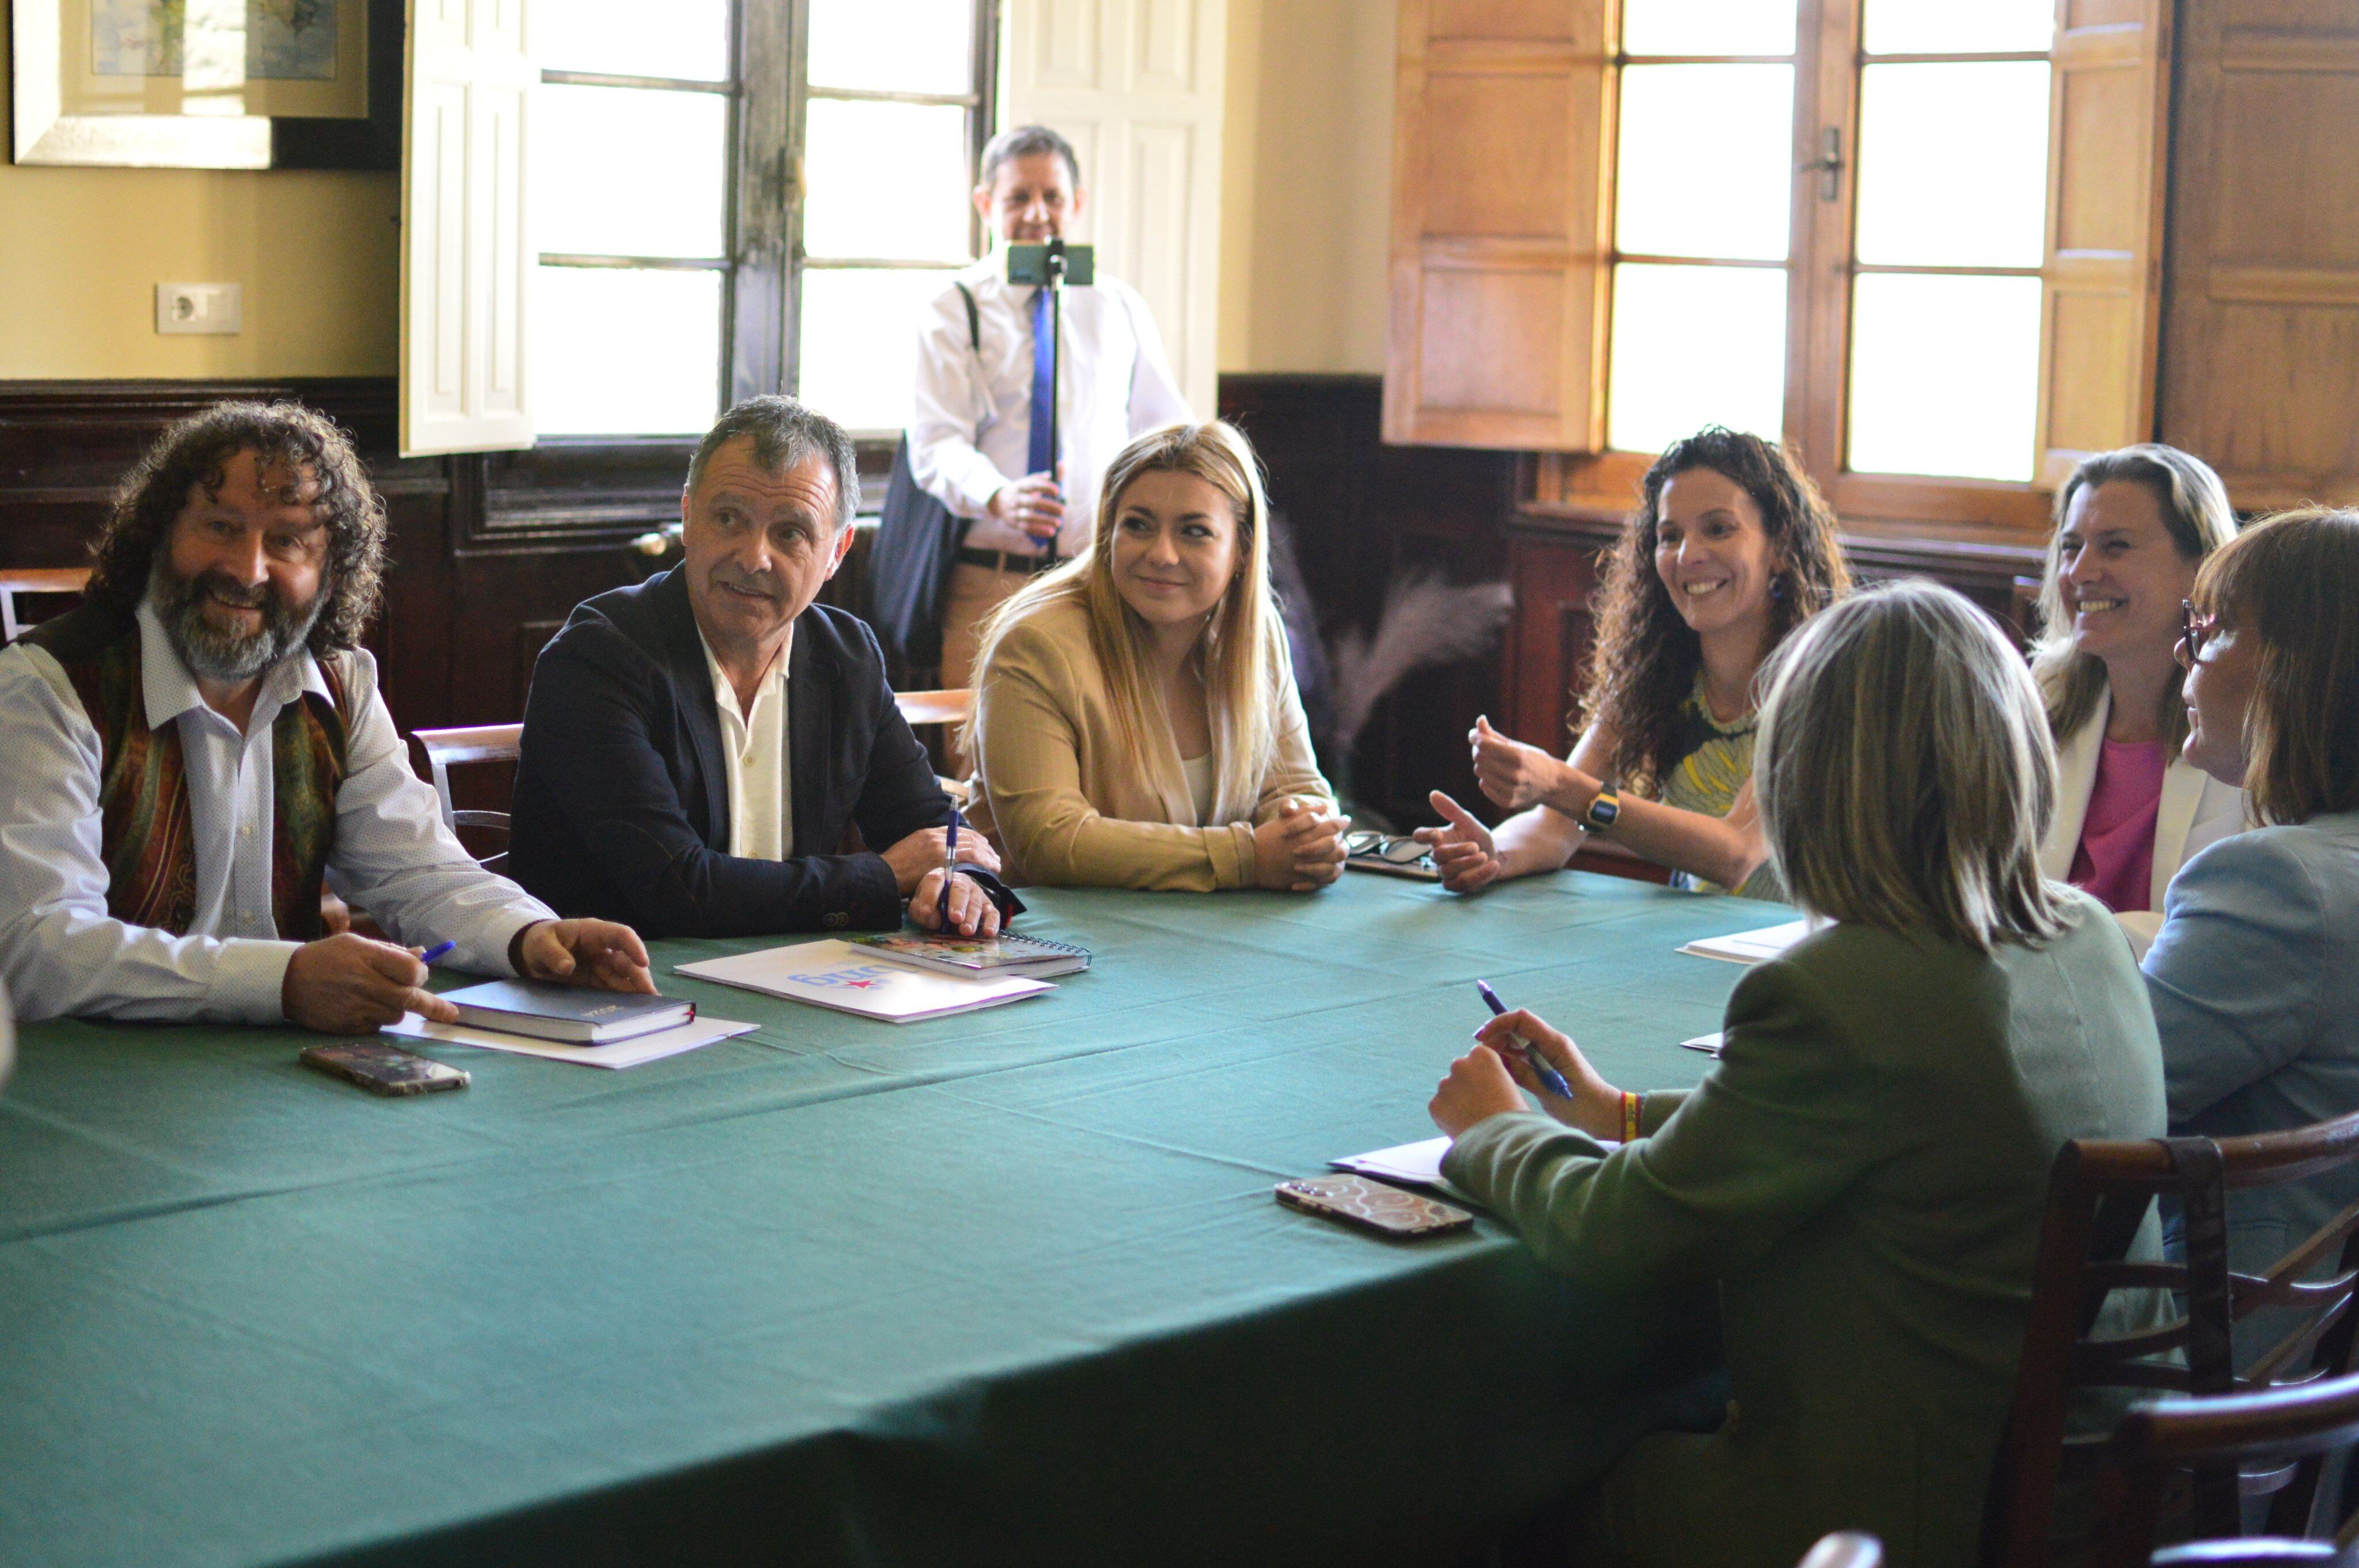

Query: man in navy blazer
[509,397,1008,940]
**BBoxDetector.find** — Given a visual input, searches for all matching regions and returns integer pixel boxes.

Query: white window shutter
[400,0,535,457]
[1002,0,1227,418]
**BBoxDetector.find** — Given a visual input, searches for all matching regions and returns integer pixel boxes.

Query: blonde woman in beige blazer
[964,421,1343,891]
[2031,443,2247,956]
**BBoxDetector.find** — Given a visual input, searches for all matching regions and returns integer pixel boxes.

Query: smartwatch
[1582,784,1621,833]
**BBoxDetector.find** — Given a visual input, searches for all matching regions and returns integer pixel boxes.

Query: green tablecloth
[0,872,1781,1568]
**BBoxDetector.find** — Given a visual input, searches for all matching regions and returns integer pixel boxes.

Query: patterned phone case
[300,1043,471,1096]
[1274,1175,1474,1239]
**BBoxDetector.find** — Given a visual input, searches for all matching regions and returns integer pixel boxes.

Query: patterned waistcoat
[22,600,350,940]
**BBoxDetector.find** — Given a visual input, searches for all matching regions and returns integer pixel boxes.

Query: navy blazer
[507,567,952,938]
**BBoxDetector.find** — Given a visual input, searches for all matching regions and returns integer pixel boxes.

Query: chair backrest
[894,688,973,729]
[2091,1373,2359,1568]
[409,724,522,867]
[0,567,92,642]
[1985,1113,2359,1568]
[1799,1533,1884,1568]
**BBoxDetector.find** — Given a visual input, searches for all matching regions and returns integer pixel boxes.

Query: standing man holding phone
[907,124,1190,766]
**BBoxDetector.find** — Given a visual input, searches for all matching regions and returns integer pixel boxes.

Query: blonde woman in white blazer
[2032,445,2246,957]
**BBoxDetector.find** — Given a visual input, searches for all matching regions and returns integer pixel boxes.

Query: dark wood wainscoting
[0,380,673,814]
[1216,374,1518,830]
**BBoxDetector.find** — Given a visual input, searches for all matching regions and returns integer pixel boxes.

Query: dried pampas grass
[1329,568,1513,757]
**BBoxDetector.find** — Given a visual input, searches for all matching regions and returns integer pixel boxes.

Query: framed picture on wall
[10,0,400,169]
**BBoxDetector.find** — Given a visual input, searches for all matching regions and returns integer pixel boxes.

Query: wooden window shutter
[1385,0,1612,451]
[2031,0,2173,488]
[400,0,535,457]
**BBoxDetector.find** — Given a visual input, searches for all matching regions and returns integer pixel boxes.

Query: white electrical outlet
[155,283,243,336]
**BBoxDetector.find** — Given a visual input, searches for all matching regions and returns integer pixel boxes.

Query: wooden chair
[894,688,973,729]
[1800,1533,1884,1568]
[2089,1373,2359,1568]
[410,724,522,870]
[1985,1112,2359,1568]
[0,567,91,641]
[896,688,973,802]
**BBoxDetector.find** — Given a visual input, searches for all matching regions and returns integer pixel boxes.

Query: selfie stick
[1041,238,1067,557]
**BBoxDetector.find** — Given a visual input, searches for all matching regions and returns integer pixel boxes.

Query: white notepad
[1330,1136,1466,1197]
[1678,917,1821,965]
[674,939,1053,1022]
[383,1012,757,1069]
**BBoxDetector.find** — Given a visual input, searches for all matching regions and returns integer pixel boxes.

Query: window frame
[482,0,1000,539]
[1534,0,2068,540]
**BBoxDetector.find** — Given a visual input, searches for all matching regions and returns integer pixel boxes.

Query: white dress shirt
[697,625,793,861]
[908,253,1191,558]
[0,599,556,1024]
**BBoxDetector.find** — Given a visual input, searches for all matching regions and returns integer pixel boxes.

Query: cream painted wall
[0,0,400,379]
[1217,0,1394,375]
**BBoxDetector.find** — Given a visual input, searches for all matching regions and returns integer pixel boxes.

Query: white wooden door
[401,0,536,457]
[1002,0,1228,417]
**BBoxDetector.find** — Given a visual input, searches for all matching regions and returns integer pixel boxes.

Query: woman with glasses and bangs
[1426,580,2168,1568]
[1417,427,1848,901]
[2028,445,2246,957]
[2145,508,2359,1297]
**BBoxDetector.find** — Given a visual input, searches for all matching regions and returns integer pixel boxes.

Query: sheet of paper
[1678,917,1819,965]
[674,940,1053,1022]
[1328,1135,1617,1208]
[384,1012,758,1069]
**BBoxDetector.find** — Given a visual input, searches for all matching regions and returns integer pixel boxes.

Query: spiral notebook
[846,929,1093,979]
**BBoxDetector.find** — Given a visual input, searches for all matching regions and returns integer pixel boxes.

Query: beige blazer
[966,594,1334,890]
[2039,691,2247,956]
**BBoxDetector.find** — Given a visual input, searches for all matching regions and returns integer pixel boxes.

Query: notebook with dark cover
[439,979,693,1045]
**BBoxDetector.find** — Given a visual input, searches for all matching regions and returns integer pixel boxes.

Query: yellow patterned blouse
[1654,673,1783,901]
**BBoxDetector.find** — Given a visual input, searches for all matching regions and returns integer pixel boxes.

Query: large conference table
[0,871,1779,1568]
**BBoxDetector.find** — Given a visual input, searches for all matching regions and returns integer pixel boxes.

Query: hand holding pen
[1474,980,1574,1099]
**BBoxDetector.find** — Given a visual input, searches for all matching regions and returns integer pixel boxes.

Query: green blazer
[1442,889,2165,1568]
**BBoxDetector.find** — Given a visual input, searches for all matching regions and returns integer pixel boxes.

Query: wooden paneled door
[2161,0,2359,511]
[1385,0,1611,450]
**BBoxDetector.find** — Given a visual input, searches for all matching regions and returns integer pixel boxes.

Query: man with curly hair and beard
[0,401,653,1032]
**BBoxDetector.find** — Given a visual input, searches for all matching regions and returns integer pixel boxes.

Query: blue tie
[1027,286,1055,480]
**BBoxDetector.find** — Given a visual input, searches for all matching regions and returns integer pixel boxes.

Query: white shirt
[908,254,1192,558]
[699,625,793,861]
[0,599,557,1024]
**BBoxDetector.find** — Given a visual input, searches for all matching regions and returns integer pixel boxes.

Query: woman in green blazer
[1430,581,2168,1568]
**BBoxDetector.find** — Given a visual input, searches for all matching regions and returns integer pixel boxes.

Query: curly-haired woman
[1419,427,1849,898]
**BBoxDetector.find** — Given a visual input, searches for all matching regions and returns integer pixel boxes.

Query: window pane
[1854,62,2049,268]
[797,269,957,433]
[802,100,973,262]
[1862,0,2052,55]
[536,85,728,259]
[1614,66,1793,262]
[1607,263,1787,455]
[808,0,973,95]
[535,268,723,436]
[534,0,730,82]
[1621,0,1797,56]
[1847,273,2041,482]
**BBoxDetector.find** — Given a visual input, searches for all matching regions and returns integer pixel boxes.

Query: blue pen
[938,807,962,928]
[417,940,457,965]
[1475,979,1573,1100]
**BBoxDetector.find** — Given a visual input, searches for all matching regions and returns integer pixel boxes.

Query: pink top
[2068,738,2169,913]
